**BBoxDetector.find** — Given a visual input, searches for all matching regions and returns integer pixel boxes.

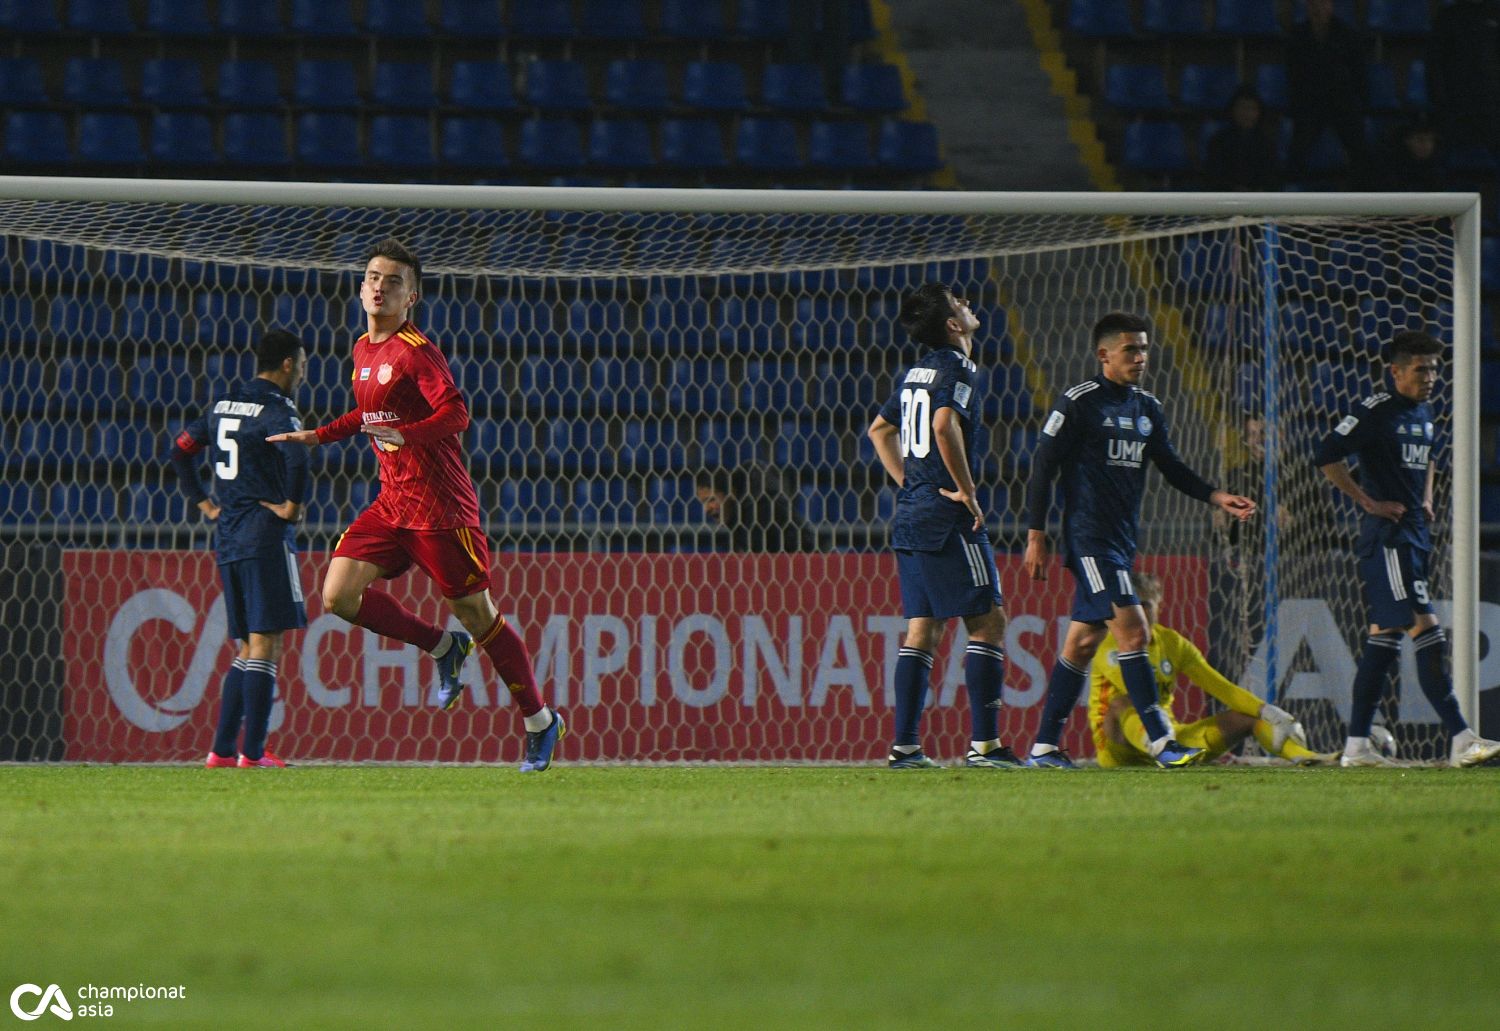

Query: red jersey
[315,321,481,530]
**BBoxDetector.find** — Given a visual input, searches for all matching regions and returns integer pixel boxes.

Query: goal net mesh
[0,195,1458,763]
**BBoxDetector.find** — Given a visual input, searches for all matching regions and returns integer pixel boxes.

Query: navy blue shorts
[1067,554,1140,624]
[1358,544,1434,631]
[896,527,1003,620]
[220,546,308,640]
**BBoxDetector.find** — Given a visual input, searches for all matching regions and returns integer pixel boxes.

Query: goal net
[0,181,1481,763]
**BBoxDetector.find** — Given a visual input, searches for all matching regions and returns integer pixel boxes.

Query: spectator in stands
[1203,86,1282,191]
[695,465,817,552]
[1285,0,1369,185]
[1380,116,1447,191]
[1427,0,1500,157]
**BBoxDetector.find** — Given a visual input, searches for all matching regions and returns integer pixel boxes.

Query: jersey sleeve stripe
[1063,381,1100,400]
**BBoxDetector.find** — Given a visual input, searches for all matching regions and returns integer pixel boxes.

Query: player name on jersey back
[212,400,267,417]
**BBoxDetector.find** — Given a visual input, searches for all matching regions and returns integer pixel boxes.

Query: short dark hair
[256,328,304,372]
[899,283,957,348]
[1092,312,1151,347]
[364,237,422,289]
[1386,330,1443,365]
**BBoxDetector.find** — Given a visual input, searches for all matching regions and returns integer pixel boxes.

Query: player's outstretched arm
[1209,489,1257,522]
[933,406,982,530]
[265,429,321,446]
[866,415,904,488]
[1317,460,1404,521]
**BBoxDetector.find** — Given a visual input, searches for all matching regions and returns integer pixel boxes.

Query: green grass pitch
[2,765,1497,1029]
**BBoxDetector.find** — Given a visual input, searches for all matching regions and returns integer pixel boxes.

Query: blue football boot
[519,708,565,772]
[1025,748,1076,769]
[435,632,475,710]
[887,748,941,770]
[1153,739,1206,769]
[965,745,1026,769]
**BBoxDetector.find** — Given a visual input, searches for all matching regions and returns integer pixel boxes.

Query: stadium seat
[519,118,585,168]
[365,0,428,36]
[877,119,941,172]
[52,484,120,524]
[149,113,217,165]
[438,0,504,37]
[1179,65,1238,112]
[3,112,69,164]
[741,363,807,410]
[295,113,361,166]
[523,60,591,111]
[645,475,694,522]
[761,63,828,113]
[0,58,46,106]
[133,356,199,410]
[1067,0,1133,36]
[683,61,747,111]
[291,0,357,37]
[511,0,575,38]
[0,0,59,32]
[1123,122,1189,172]
[373,63,438,111]
[440,116,507,168]
[63,58,130,108]
[660,118,727,170]
[1406,60,1428,110]
[141,60,208,109]
[48,295,113,345]
[219,0,282,34]
[1254,64,1289,109]
[68,0,136,34]
[295,61,361,108]
[846,0,875,41]
[736,117,802,170]
[217,61,281,108]
[661,0,726,38]
[1142,0,1207,36]
[1104,65,1172,112]
[77,113,144,164]
[808,120,873,169]
[223,112,289,166]
[588,119,654,169]
[1368,0,1430,36]
[449,61,516,111]
[580,0,645,39]
[774,421,841,471]
[0,359,45,414]
[370,115,433,167]
[738,0,790,38]
[588,357,651,412]
[604,60,669,111]
[145,0,211,34]
[842,63,905,112]
[1214,0,1279,34]
[56,357,124,405]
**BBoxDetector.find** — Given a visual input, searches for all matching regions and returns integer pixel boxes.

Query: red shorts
[333,506,492,598]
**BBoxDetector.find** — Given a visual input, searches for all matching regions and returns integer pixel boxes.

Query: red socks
[352,588,446,653]
[477,615,545,716]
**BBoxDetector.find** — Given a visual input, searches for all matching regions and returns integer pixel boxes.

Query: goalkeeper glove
[1260,703,1308,753]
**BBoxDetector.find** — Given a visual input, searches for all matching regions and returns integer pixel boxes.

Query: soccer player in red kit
[269,239,563,771]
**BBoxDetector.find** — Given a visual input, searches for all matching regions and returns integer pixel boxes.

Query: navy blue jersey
[171,377,309,565]
[877,347,981,550]
[1025,376,1215,564]
[1312,390,1434,555]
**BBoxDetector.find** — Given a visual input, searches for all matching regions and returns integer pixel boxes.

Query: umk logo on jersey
[1106,438,1146,467]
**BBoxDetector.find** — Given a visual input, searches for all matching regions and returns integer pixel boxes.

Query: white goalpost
[0,177,1481,763]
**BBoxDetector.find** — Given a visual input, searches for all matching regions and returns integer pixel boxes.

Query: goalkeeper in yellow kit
[1090,573,1336,766]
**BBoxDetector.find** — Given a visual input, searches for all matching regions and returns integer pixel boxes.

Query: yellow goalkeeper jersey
[1088,624,1265,739]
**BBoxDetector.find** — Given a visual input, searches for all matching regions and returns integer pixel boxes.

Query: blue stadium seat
[846,0,875,41]
[741,363,807,410]
[295,113,361,166]
[438,0,504,37]
[1179,64,1238,112]
[0,0,59,32]
[588,356,651,412]
[194,292,258,347]
[761,63,827,113]
[1368,0,1430,36]
[295,61,360,108]
[217,61,281,108]
[739,0,790,38]
[588,119,654,169]
[661,0,725,38]
[149,113,217,165]
[291,0,357,37]
[1068,0,1133,36]
[3,112,67,164]
[141,59,208,109]
[370,115,434,167]
[1143,0,1207,35]
[219,0,283,34]
[373,62,438,110]
[146,0,211,34]
[809,120,873,169]
[629,425,689,475]
[440,116,507,168]
[126,482,189,523]
[1254,64,1289,109]
[604,60,669,111]
[56,357,124,405]
[0,58,47,106]
[450,61,516,111]
[736,117,802,170]
[1123,121,1189,172]
[1406,60,1428,109]
[0,484,41,524]
[842,63,904,112]
[1214,0,1279,34]
[682,61,747,111]
[68,0,136,34]
[799,485,860,525]
[511,0,575,38]
[63,57,130,107]
[77,113,144,164]
[52,484,120,524]
[1104,64,1172,112]
[660,118,727,169]
[0,358,45,414]
[646,475,694,522]
[365,0,428,36]
[133,356,199,410]
[581,0,645,38]
[572,478,636,523]
[524,60,591,111]
[877,119,941,172]
[519,117,585,168]
[1367,64,1400,112]
[223,112,289,165]
[774,421,841,471]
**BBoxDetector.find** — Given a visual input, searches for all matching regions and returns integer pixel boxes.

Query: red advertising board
[63,551,1207,763]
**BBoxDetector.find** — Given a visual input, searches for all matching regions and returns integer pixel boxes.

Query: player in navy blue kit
[1023,313,1257,769]
[1315,331,1500,768]
[868,284,1024,770]
[171,330,310,769]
